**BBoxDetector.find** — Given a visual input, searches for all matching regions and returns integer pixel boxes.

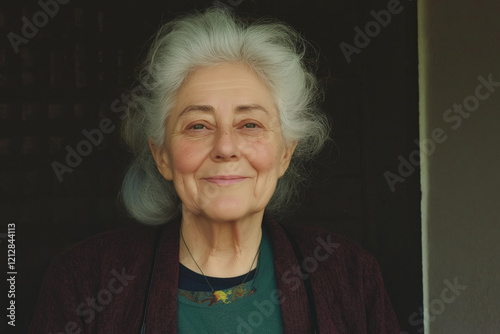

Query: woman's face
[151,63,296,222]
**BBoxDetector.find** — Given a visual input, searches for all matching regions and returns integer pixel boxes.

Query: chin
[202,197,258,223]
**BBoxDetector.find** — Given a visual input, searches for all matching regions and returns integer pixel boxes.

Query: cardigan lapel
[146,217,181,333]
[265,218,314,333]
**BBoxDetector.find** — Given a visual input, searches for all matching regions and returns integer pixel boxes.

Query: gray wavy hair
[120,8,330,225]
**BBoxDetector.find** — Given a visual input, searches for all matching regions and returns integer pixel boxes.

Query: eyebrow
[178,104,269,118]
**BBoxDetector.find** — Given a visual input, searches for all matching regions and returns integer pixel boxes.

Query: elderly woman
[30,8,399,334]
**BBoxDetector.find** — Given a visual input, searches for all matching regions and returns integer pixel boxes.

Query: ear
[278,141,298,177]
[149,139,173,181]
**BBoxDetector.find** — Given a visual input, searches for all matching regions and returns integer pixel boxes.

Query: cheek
[245,139,283,174]
[170,141,207,176]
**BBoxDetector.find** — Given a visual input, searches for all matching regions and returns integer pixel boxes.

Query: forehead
[174,63,276,110]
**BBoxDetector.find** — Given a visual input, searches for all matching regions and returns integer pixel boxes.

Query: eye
[191,124,206,130]
[243,123,258,129]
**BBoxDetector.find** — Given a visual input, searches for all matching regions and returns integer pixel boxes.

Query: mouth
[203,175,248,185]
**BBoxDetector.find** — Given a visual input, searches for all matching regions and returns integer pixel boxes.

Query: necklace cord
[180,227,261,293]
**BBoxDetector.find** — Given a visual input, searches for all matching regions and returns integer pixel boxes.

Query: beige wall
[419,0,500,333]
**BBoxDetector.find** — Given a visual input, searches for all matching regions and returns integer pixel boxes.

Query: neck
[179,209,264,278]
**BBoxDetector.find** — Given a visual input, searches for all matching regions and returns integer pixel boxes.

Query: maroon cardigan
[30,218,400,333]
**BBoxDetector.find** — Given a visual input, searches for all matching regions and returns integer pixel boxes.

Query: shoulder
[265,217,378,269]
[44,225,163,286]
[58,225,158,261]
[288,224,377,265]
[281,224,385,286]
[31,224,176,331]
[274,223,400,331]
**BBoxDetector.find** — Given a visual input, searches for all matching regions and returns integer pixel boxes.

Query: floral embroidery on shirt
[179,282,256,306]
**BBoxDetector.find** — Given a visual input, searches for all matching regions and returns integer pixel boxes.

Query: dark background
[0,0,421,332]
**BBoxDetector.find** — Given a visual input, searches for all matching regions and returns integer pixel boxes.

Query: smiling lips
[204,175,247,185]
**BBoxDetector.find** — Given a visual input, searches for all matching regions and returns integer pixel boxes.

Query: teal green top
[177,228,284,334]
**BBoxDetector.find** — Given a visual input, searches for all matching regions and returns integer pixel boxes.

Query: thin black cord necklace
[180,228,261,293]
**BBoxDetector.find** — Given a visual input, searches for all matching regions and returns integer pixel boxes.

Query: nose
[211,128,241,161]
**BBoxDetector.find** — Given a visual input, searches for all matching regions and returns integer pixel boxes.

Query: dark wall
[0,0,421,332]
